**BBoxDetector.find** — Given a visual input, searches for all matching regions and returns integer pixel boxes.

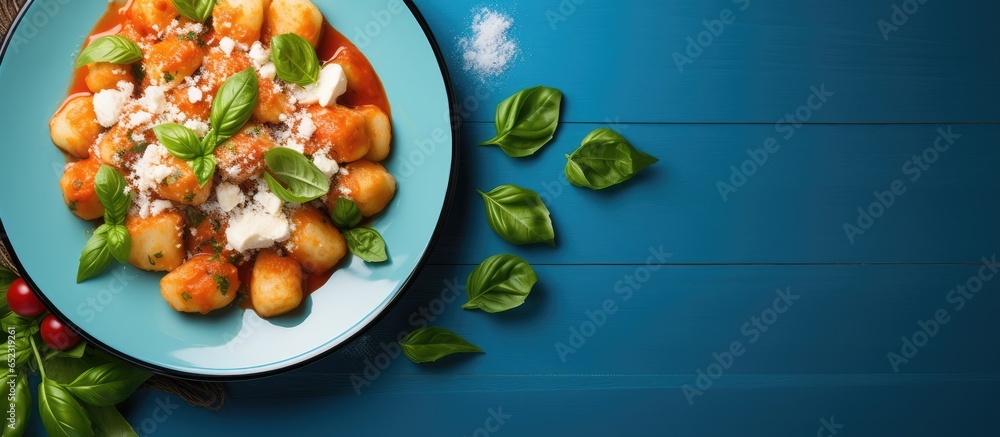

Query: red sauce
[67,2,130,96]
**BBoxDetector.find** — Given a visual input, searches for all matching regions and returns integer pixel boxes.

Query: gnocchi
[54,1,397,319]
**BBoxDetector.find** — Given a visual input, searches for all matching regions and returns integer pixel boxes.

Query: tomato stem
[28,335,46,380]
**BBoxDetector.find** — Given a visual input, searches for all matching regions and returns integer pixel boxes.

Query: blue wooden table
[30,0,1000,435]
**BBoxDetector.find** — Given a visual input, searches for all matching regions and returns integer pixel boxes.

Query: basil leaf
[271,33,320,86]
[82,404,138,437]
[565,128,659,190]
[477,184,556,247]
[77,225,114,283]
[332,198,362,229]
[94,166,132,226]
[0,265,17,315]
[7,371,31,437]
[1,313,32,368]
[51,341,88,360]
[480,86,563,157]
[210,68,258,143]
[343,228,388,263]
[263,148,329,203]
[191,155,217,187]
[400,327,483,363]
[153,123,202,161]
[64,362,152,407]
[105,225,131,265]
[39,379,95,437]
[75,36,142,68]
[462,254,538,313]
[172,0,217,23]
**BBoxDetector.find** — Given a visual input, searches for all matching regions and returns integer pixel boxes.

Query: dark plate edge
[0,0,462,382]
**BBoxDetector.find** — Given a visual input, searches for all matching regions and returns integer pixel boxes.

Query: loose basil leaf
[1,313,32,368]
[75,36,142,68]
[65,362,152,407]
[39,379,95,437]
[211,68,259,143]
[263,148,329,203]
[332,198,362,229]
[94,166,132,226]
[77,225,114,283]
[477,184,556,247]
[480,86,563,157]
[343,228,388,263]
[191,155,217,187]
[83,403,139,437]
[106,225,131,265]
[565,128,659,190]
[7,372,31,437]
[152,123,202,161]
[400,327,483,363]
[172,0,217,23]
[47,341,87,361]
[270,33,320,86]
[463,254,538,313]
[44,354,113,386]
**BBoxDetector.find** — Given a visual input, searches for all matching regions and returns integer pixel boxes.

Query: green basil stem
[29,334,47,380]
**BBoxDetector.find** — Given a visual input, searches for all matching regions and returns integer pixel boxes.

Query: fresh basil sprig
[477,184,556,247]
[463,254,537,313]
[172,0,217,23]
[565,128,659,190]
[263,148,330,203]
[84,403,139,437]
[343,228,388,263]
[64,362,152,407]
[271,33,321,86]
[78,167,134,283]
[481,86,563,158]
[332,197,362,229]
[211,68,259,143]
[400,327,483,363]
[152,68,258,186]
[75,36,142,68]
[39,379,95,437]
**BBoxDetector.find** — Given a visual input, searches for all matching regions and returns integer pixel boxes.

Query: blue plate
[0,0,457,379]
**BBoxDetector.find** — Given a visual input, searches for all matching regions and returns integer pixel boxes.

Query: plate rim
[0,0,461,381]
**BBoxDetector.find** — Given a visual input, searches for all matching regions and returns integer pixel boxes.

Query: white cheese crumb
[248,41,270,68]
[313,153,339,178]
[93,82,134,128]
[282,140,305,154]
[297,116,316,139]
[126,111,153,128]
[259,63,276,80]
[292,64,348,107]
[219,37,236,56]
[216,182,244,212]
[149,200,174,216]
[142,85,168,114]
[183,120,210,137]
[187,87,203,103]
[254,189,283,216]
[226,213,290,252]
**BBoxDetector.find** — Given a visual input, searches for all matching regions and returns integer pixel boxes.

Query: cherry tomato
[40,314,81,351]
[6,278,46,317]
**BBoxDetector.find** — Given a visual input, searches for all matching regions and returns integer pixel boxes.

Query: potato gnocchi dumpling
[262,0,323,47]
[126,211,186,272]
[54,0,396,318]
[250,249,304,318]
[59,158,104,220]
[331,160,397,217]
[50,96,101,159]
[161,255,241,314]
[287,205,347,273]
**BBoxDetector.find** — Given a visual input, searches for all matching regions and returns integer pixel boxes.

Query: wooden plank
[426,122,1000,265]
[223,264,1000,398]
[410,0,1000,123]
[120,382,1000,436]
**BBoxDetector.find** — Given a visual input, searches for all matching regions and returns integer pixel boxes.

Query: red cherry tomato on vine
[40,314,81,351]
[6,278,47,317]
